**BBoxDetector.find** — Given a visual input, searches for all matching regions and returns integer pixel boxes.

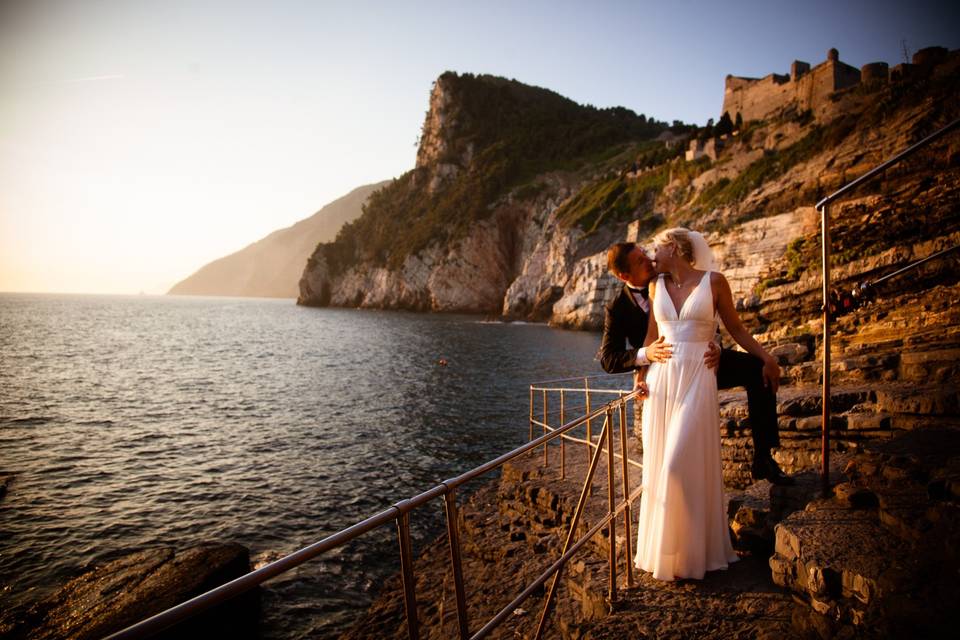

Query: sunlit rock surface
[0,543,255,640]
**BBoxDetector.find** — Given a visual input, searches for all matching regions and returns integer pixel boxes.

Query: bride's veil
[688,230,716,272]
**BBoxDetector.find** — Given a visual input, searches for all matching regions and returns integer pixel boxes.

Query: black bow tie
[628,286,648,300]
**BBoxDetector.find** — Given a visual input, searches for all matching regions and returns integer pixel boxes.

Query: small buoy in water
[438,358,448,366]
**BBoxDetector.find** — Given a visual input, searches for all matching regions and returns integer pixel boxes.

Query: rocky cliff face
[313,204,529,313]
[297,71,667,317]
[299,54,960,335]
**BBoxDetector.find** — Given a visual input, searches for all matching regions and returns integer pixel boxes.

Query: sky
[1,0,957,295]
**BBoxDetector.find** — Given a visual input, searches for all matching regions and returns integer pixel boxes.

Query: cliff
[298,53,959,334]
[169,181,387,298]
[298,72,672,314]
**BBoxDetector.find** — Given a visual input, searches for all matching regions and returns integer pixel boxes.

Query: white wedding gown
[634,271,739,580]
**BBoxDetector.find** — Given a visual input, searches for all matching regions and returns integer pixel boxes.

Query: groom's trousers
[716,348,780,451]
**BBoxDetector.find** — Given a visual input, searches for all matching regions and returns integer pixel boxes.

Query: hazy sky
[1,0,957,294]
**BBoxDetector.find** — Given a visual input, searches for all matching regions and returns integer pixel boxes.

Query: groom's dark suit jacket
[599,283,780,450]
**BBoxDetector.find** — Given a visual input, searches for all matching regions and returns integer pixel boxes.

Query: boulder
[0,543,256,640]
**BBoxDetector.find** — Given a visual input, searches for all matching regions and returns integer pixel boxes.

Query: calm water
[0,293,612,638]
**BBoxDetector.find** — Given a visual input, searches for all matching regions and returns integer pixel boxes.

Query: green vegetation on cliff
[316,72,672,273]
[555,140,683,233]
[696,114,858,217]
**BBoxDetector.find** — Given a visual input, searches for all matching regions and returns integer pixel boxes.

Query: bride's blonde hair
[654,227,696,265]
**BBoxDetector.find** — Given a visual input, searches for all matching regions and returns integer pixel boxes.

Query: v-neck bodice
[653,272,716,343]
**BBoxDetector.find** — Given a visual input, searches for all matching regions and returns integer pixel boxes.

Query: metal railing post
[605,407,617,606]
[819,202,832,498]
[618,396,634,588]
[584,377,592,495]
[559,390,566,480]
[534,415,611,640]
[542,389,549,466]
[528,386,534,444]
[396,509,420,640]
[443,489,470,639]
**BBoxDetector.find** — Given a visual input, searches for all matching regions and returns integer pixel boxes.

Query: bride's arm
[712,272,781,392]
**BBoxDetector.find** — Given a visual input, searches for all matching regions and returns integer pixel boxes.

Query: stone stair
[495,450,823,639]
[768,428,960,638]
[716,278,960,488]
[717,379,959,488]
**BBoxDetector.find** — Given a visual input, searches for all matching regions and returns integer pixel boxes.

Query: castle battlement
[722,48,862,124]
[723,46,952,125]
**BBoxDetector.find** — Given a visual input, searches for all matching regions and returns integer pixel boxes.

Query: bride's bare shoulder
[709,272,734,302]
[709,271,729,287]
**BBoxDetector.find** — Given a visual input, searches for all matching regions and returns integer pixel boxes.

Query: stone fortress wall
[721,46,950,124]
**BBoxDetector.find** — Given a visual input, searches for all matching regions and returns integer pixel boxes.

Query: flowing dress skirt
[634,340,739,580]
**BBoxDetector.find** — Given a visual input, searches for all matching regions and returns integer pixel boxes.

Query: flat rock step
[717,380,959,486]
[583,555,795,640]
[769,428,960,638]
[719,381,960,421]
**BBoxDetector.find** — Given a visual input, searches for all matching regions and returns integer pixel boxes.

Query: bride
[633,227,780,581]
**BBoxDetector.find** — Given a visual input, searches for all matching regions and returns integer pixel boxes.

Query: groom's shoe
[752,455,795,486]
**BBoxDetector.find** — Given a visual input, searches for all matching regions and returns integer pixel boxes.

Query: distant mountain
[169,181,389,298]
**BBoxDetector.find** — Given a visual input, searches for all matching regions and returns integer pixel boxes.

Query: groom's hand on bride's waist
[703,341,720,370]
[644,336,673,364]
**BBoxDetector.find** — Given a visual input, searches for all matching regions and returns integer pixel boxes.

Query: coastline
[339,450,798,639]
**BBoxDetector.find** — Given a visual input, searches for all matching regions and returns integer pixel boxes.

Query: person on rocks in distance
[599,239,793,486]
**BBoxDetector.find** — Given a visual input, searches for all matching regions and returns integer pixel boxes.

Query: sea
[0,293,622,638]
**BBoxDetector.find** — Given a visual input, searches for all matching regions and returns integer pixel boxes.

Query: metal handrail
[105,388,643,640]
[816,118,960,209]
[528,371,633,386]
[531,418,643,469]
[533,386,630,394]
[529,375,637,481]
[815,116,960,496]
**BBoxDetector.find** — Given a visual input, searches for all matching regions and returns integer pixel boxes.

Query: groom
[599,242,793,485]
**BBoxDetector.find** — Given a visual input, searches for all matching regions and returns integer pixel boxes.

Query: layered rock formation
[0,542,256,640]
[169,181,387,298]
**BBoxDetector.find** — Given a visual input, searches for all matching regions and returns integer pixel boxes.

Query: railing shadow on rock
[815,116,960,496]
[104,375,642,640]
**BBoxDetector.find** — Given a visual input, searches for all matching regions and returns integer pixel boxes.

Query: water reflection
[0,294,604,638]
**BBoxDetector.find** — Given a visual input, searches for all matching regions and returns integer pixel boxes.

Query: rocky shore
[0,543,256,640]
[338,444,803,639]
[340,425,960,639]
